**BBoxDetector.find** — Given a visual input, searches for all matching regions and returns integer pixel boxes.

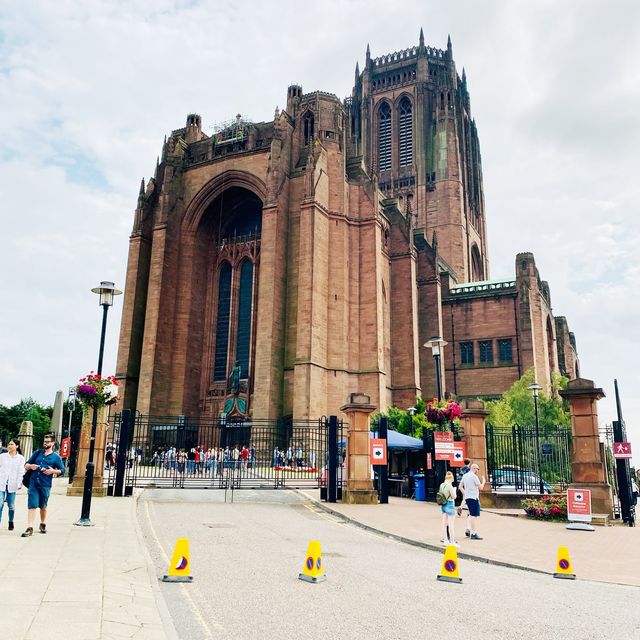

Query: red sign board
[450,441,466,467]
[434,431,455,461]
[60,437,71,459]
[567,488,592,522]
[370,438,387,466]
[613,442,632,459]
[426,452,432,470]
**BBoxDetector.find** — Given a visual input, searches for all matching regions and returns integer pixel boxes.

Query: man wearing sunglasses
[21,433,63,537]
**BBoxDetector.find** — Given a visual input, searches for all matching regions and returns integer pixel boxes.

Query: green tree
[485,369,570,429]
[0,398,53,446]
[371,398,426,439]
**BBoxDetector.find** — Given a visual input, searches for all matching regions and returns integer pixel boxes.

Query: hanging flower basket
[76,372,119,409]
[424,399,462,431]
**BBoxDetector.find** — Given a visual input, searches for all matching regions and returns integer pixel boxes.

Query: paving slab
[0,482,178,639]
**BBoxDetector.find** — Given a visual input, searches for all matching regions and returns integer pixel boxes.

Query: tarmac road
[138,489,640,640]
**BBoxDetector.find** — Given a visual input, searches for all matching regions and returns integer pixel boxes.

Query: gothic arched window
[471,244,484,282]
[235,260,254,379]
[378,102,392,171]
[303,111,314,146]
[398,97,413,167]
[213,262,232,381]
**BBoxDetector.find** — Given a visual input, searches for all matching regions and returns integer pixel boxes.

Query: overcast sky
[1,0,638,458]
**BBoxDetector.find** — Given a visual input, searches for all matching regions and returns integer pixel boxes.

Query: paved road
[138,489,640,640]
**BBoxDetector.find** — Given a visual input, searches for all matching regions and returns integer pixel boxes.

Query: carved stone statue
[228,360,241,395]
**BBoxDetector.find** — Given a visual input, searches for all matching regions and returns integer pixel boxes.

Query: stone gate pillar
[341,393,378,505]
[67,407,108,498]
[559,378,612,515]
[459,399,491,501]
[18,420,34,460]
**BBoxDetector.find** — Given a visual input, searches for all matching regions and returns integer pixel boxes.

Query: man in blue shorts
[459,463,486,540]
[22,433,64,537]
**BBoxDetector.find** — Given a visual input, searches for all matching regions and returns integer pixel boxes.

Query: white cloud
[1,0,639,458]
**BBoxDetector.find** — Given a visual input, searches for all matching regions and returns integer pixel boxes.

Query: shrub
[521,494,567,521]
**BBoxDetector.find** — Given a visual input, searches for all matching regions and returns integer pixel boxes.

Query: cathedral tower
[348,30,489,284]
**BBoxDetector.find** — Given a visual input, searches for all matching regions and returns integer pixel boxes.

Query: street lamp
[76,281,122,526]
[527,383,544,496]
[424,336,448,402]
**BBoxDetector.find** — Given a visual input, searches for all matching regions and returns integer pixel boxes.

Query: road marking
[144,501,223,636]
[303,503,344,524]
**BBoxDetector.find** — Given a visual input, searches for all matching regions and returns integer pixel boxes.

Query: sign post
[376,416,389,504]
[566,488,595,531]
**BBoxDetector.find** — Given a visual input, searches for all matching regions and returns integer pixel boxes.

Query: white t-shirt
[460,470,481,500]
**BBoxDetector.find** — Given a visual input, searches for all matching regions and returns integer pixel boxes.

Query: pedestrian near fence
[0,439,26,531]
[22,433,64,538]
[439,471,458,546]
[459,463,485,540]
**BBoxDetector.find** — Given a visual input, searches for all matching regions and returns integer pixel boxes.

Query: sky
[1,0,639,460]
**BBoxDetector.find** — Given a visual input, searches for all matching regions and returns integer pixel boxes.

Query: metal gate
[486,424,572,494]
[105,412,344,493]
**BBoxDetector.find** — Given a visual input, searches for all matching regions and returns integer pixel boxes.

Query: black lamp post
[528,383,544,495]
[76,281,122,526]
[424,336,447,401]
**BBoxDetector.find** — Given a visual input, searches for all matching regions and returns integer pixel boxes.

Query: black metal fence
[486,424,572,494]
[105,413,345,492]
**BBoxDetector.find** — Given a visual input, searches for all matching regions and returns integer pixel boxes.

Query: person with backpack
[437,471,458,546]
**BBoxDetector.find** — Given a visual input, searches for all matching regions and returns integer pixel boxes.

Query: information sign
[434,431,455,461]
[370,438,387,466]
[567,488,592,527]
[60,437,71,459]
[450,441,466,467]
[613,442,632,459]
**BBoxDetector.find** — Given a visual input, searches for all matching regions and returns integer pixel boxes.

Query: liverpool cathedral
[115,31,579,420]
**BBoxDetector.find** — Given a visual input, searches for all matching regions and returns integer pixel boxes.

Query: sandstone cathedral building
[115,31,579,421]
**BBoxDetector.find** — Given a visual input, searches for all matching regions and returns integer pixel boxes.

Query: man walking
[22,433,64,537]
[459,462,485,540]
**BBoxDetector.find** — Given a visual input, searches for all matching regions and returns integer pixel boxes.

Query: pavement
[1,482,638,640]
[300,489,640,587]
[0,481,178,640]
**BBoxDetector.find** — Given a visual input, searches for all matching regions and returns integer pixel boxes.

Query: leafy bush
[521,494,567,521]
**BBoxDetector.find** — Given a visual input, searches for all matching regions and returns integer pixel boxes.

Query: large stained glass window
[213,262,232,381]
[235,260,254,379]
